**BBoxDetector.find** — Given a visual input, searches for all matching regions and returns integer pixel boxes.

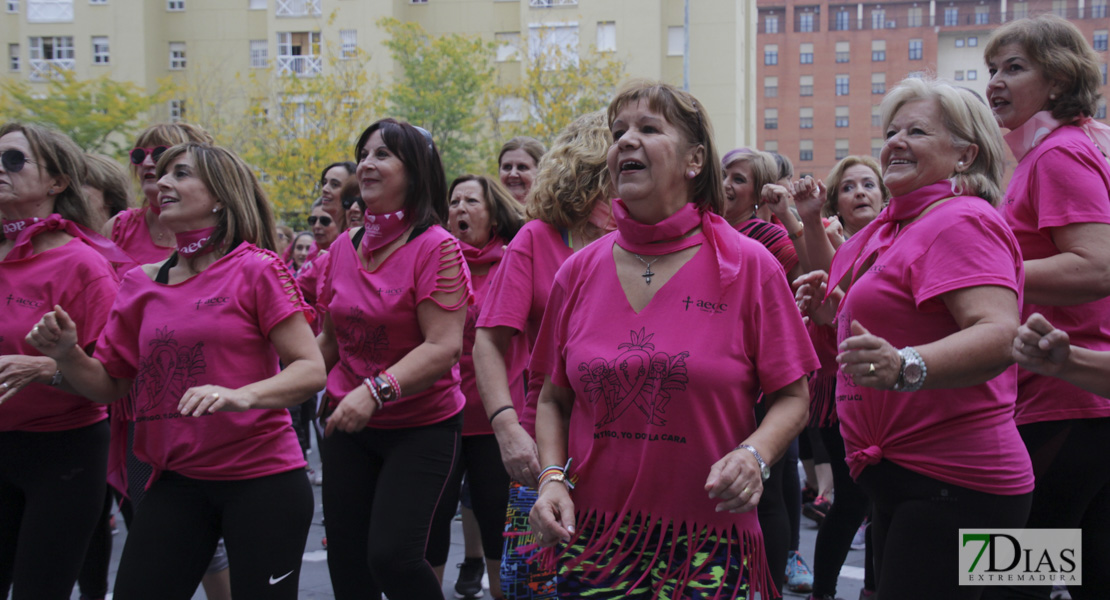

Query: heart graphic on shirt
[135,327,207,414]
[579,328,688,428]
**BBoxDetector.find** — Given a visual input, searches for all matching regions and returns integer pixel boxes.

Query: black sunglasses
[307,216,333,227]
[0,149,35,173]
[130,146,169,165]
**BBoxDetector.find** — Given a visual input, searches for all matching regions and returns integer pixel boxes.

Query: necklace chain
[632,253,661,285]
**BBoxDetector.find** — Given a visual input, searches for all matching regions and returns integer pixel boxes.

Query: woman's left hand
[704,447,764,513]
[837,320,901,389]
[0,355,56,404]
[761,183,795,220]
[324,384,377,436]
[178,385,253,416]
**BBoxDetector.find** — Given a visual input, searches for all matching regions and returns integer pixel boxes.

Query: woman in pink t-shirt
[29,143,325,599]
[981,16,1110,600]
[0,122,123,600]
[529,81,815,599]
[314,119,470,600]
[801,78,1034,600]
[498,136,546,204]
[474,111,614,600]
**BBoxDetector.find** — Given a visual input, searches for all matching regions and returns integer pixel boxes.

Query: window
[28,36,74,80]
[974,6,989,24]
[169,42,186,69]
[871,9,885,30]
[169,99,185,122]
[1013,2,1028,20]
[167,0,183,9]
[1095,30,1109,52]
[909,39,923,60]
[836,139,850,160]
[908,7,923,27]
[92,36,108,64]
[1094,0,1108,19]
[27,0,72,21]
[765,15,779,34]
[800,43,813,64]
[1102,63,1107,86]
[836,41,850,63]
[1053,0,1067,17]
[871,138,882,159]
[800,107,814,129]
[764,44,778,66]
[834,10,850,31]
[836,106,849,128]
[872,40,885,62]
[250,40,267,67]
[497,98,524,122]
[667,26,684,57]
[955,70,965,81]
[836,74,849,96]
[5,0,16,12]
[249,0,265,8]
[799,75,813,97]
[800,140,814,162]
[872,72,885,95]
[530,24,579,67]
[968,36,978,47]
[8,44,18,71]
[944,7,958,26]
[967,69,978,80]
[799,11,814,33]
[764,141,778,154]
[276,31,321,76]
[956,38,965,48]
[1097,100,1107,120]
[495,32,521,62]
[275,0,319,17]
[89,0,106,4]
[872,105,882,127]
[339,29,357,59]
[764,108,778,130]
[764,76,778,98]
[596,21,615,52]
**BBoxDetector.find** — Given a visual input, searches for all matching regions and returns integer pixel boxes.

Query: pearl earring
[212,207,219,213]
[687,170,697,179]
[1049,93,1057,100]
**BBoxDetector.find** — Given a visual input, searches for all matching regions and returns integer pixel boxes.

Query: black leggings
[858,460,1031,600]
[981,417,1110,600]
[755,405,788,600]
[428,433,511,565]
[0,421,109,600]
[112,468,313,600]
[322,413,461,600]
[812,425,871,597]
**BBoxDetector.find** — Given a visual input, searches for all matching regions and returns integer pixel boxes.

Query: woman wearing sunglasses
[0,122,128,599]
[28,142,325,599]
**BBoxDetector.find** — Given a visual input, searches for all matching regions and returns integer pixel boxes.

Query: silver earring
[212,207,218,213]
[687,170,697,179]
[1049,93,1057,100]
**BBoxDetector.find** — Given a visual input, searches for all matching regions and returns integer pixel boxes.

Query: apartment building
[757,0,1110,179]
[0,0,761,152]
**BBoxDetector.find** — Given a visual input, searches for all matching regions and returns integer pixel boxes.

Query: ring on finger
[868,363,876,376]
[1,382,9,390]
[211,392,220,400]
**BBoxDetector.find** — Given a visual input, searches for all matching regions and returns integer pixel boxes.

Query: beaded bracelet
[363,378,383,410]
[381,371,401,399]
[537,472,567,496]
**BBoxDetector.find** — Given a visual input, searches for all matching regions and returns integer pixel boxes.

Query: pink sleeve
[910,209,1021,307]
[414,231,473,311]
[749,257,820,394]
[529,268,572,388]
[249,249,315,336]
[94,281,141,380]
[68,271,118,352]
[476,233,535,331]
[297,251,326,308]
[1031,146,1110,230]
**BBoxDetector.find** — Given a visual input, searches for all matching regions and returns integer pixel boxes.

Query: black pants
[112,468,313,600]
[755,404,788,600]
[982,417,1110,600]
[859,460,1031,600]
[428,433,511,565]
[322,413,461,600]
[77,488,115,598]
[812,425,871,597]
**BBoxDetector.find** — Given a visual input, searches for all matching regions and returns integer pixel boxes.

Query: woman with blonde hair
[498,136,546,204]
[29,142,324,599]
[474,111,613,599]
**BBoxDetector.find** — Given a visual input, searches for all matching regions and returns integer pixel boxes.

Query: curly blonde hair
[525,111,612,229]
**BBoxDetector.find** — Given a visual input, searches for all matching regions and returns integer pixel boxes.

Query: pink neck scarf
[1006,110,1110,162]
[460,235,505,267]
[828,180,954,300]
[360,210,409,259]
[175,226,218,257]
[2,213,135,264]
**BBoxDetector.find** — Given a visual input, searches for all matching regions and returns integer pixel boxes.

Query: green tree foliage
[0,68,169,158]
[378,17,496,180]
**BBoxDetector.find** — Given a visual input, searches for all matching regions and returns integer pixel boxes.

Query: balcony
[27,0,72,22]
[276,0,320,17]
[29,58,74,81]
[530,0,576,6]
[276,55,321,77]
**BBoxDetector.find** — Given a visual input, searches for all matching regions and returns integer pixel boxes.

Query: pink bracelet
[381,371,401,400]
[363,378,383,410]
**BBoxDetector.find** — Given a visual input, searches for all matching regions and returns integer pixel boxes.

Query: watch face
[904,363,924,385]
[761,465,771,481]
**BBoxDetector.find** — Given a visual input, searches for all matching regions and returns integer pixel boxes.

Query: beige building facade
[1,0,759,153]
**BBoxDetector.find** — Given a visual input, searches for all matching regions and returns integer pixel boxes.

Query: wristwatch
[736,444,770,481]
[893,346,927,392]
[373,376,396,403]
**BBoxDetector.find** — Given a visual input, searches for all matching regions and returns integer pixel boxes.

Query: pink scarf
[612,198,742,293]
[588,198,617,233]
[3,214,134,264]
[1006,110,1110,162]
[360,210,409,259]
[460,235,505,267]
[828,181,954,301]
[175,226,218,257]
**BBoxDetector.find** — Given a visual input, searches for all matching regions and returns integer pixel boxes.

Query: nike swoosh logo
[269,570,294,585]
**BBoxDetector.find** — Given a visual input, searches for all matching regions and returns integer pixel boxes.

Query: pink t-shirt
[531,231,818,552]
[835,196,1033,495]
[318,226,469,429]
[0,239,117,432]
[1003,125,1110,425]
[110,207,174,273]
[475,220,573,437]
[94,243,310,482]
